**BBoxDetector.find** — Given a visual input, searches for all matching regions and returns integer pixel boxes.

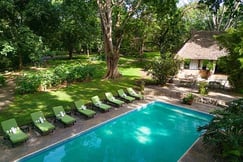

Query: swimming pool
[18,101,213,162]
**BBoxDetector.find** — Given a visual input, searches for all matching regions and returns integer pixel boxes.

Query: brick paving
[0,86,239,162]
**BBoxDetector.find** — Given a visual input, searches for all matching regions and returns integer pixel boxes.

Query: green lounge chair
[30,111,55,135]
[91,96,111,112]
[52,106,76,126]
[127,87,144,100]
[117,89,135,102]
[74,100,96,118]
[1,118,28,146]
[105,92,125,106]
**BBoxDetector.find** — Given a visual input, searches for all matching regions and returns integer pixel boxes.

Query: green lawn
[0,52,158,126]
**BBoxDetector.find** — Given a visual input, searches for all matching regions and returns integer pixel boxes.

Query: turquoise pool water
[19,101,213,162]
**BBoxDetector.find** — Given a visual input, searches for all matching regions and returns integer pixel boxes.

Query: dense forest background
[0,0,242,75]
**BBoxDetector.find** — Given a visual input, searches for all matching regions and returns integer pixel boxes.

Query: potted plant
[182,93,194,105]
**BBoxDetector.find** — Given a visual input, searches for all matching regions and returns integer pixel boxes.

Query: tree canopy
[216,23,243,91]
[0,0,242,82]
[198,0,243,31]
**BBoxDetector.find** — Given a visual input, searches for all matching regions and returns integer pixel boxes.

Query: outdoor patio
[0,85,240,162]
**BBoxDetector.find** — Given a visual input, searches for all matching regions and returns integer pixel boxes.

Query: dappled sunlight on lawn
[120,68,142,77]
[0,53,158,126]
[50,91,73,102]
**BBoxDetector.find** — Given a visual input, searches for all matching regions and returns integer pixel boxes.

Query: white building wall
[189,60,198,70]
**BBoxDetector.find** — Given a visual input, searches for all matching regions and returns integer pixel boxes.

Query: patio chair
[117,89,135,102]
[1,118,28,146]
[52,106,76,126]
[91,96,111,112]
[74,100,96,118]
[30,111,55,135]
[126,87,144,100]
[105,92,125,107]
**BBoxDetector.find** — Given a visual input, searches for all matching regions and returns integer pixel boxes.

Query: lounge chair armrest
[20,125,30,132]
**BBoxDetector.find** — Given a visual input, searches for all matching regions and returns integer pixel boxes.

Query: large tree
[0,0,46,70]
[216,24,243,91]
[59,0,100,59]
[143,0,189,55]
[97,0,142,79]
[199,0,243,31]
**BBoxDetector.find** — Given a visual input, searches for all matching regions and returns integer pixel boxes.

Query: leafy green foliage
[182,2,210,31]
[59,0,100,58]
[53,64,69,83]
[146,54,181,85]
[198,0,242,31]
[198,81,209,95]
[53,64,96,83]
[15,63,97,94]
[41,70,61,88]
[0,55,145,126]
[0,1,47,70]
[182,93,194,105]
[142,1,189,54]
[216,24,243,91]
[198,99,243,161]
[16,74,42,94]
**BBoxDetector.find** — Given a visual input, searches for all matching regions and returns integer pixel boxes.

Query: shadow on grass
[0,76,141,127]
[0,54,154,128]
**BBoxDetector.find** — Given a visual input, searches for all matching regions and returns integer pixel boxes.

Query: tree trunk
[86,45,90,57]
[97,0,141,79]
[104,53,121,79]
[103,25,121,79]
[139,38,144,57]
[18,53,23,70]
[68,48,73,59]
[97,0,121,79]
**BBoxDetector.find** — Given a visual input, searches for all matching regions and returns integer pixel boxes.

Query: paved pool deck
[0,85,240,162]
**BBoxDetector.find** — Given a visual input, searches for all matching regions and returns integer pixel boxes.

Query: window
[184,59,190,69]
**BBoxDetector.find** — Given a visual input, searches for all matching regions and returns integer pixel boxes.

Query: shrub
[53,64,69,83]
[146,55,181,85]
[53,64,96,83]
[182,93,194,105]
[198,81,208,95]
[67,65,84,83]
[40,70,61,89]
[198,99,243,161]
[0,74,6,86]
[80,65,96,80]
[15,64,97,94]
[16,74,42,94]
[54,64,95,83]
[66,64,96,83]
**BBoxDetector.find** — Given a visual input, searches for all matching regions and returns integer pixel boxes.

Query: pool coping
[178,136,202,162]
[0,94,221,162]
[155,100,214,162]
[15,108,137,161]
[16,100,213,162]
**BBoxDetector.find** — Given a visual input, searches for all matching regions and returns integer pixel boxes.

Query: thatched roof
[176,31,228,60]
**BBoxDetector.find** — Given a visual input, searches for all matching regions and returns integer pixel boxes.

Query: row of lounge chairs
[0,88,144,147]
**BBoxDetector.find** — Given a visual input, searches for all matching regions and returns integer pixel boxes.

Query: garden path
[0,73,15,110]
